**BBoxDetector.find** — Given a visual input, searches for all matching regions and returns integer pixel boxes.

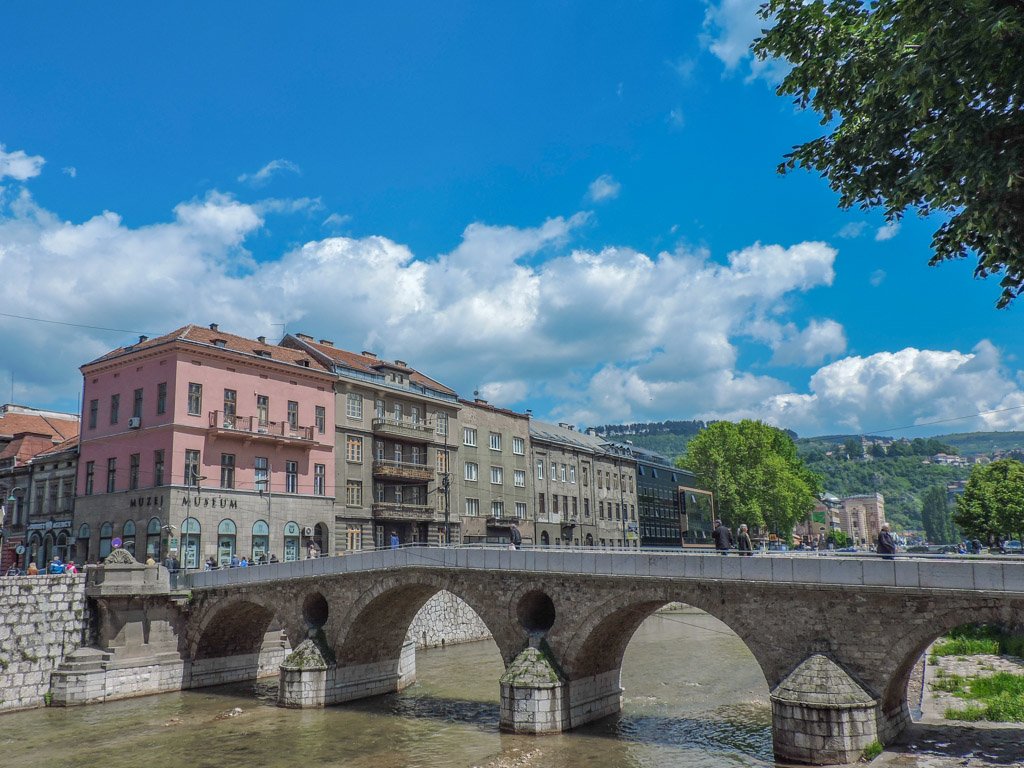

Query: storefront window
[218,519,237,567]
[283,521,300,562]
[77,523,91,563]
[181,517,201,569]
[122,520,137,558]
[252,520,269,563]
[146,517,161,561]
[99,522,113,559]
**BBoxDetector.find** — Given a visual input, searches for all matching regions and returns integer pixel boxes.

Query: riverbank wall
[0,574,89,713]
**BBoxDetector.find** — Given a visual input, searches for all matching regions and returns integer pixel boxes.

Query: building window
[551,461,557,480]
[560,464,567,482]
[393,402,403,421]
[315,405,326,434]
[346,436,363,463]
[570,465,576,483]
[85,461,95,495]
[287,401,298,429]
[465,498,479,516]
[490,466,503,485]
[122,520,137,557]
[489,432,501,451]
[347,526,362,551]
[133,388,144,419]
[223,389,236,427]
[314,464,325,495]
[536,459,544,480]
[516,502,527,519]
[285,461,298,493]
[252,520,270,563]
[463,427,477,446]
[129,453,140,490]
[584,498,590,517]
[346,393,362,419]
[157,383,167,415]
[599,501,605,518]
[106,458,117,493]
[582,466,589,486]
[552,495,559,514]
[514,469,526,487]
[188,383,202,416]
[538,493,545,515]
[346,480,362,506]
[375,399,385,418]
[411,405,420,424]
[465,462,478,481]
[151,450,164,486]
[435,412,448,436]
[99,522,113,559]
[284,521,300,561]
[88,398,98,429]
[437,449,449,474]
[572,497,578,517]
[220,453,235,489]
[598,471,603,489]
[491,500,504,518]
[110,394,120,425]
[185,449,201,486]
[513,436,525,455]
[254,456,269,492]
[631,504,636,520]
[257,395,269,426]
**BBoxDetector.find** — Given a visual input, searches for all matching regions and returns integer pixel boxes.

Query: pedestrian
[230,553,240,568]
[163,551,180,573]
[737,524,753,556]
[269,553,279,564]
[239,556,249,567]
[390,530,400,549]
[48,557,65,575]
[145,556,156,566]
[509,522,522,550]
[877,522,897,559]
[26,561,39,575]
[65,560,79,575]
[712,519,733,554]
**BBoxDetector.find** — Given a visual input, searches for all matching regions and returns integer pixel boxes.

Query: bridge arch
[189,593,302,661]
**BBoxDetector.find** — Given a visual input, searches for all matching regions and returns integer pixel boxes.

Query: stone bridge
[54,547,1024,765]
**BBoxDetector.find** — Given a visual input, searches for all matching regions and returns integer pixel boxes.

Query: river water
[0,610,775,768]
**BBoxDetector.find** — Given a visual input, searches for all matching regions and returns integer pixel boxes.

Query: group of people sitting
[21,556,79,575]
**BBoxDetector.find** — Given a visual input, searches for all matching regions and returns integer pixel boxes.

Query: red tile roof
[287,336,456,395]
[32,434,79,459]
[83,324,332,373]
[0,411,79,442]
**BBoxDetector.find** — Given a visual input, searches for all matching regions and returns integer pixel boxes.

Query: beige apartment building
[842,493,886,545]
[530,421,638,547]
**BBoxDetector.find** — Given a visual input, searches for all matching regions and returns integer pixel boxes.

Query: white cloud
[870,269,886,287]
[702,0,788,83]
[586,174,621,203]
[323,212,352,228]
[2,186,1021,436]
[875,222,901,241]
[237,158,301,186]
[667,108,685,129]
[766,319,848,367]
[62,166,77,178]
[836,221,866,239]
[0,144,45,181]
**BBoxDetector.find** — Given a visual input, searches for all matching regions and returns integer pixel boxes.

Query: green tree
[827,529,851,548]
[843,437,864,459]
[921,485,956,544]
[954,459,1024,541]
[680,420,821,535]
[754,1,1024,307]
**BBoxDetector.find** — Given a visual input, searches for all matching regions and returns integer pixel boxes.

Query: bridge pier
[770,654,881,765]
[278,637,416,709]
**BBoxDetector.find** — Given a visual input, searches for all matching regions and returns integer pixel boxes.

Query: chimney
[394,359,407,367]
[257,336,266,344]
[138,335,148,343]
[319,339,334,347]
[296,333,314,341]
[362,350,377,359]
[209,323,219,331]
[475,398,488,405]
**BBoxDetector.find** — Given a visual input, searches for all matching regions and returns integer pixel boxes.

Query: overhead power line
[0,311,154,336]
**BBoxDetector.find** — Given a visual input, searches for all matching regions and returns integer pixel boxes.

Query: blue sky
[1,1,1021,437]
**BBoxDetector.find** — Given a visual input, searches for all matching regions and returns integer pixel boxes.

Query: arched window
[217,519,237,567]
[283,521,300,562]
[252,520,269,564]
[146,517,162,561]
[99,522,114,559]
[56,532,70,562]
[76,523,91,563]
[585,533,594,547]
[180,517,201,569]
[313,521,328,556]
[540,530,550,546]
[28,532,43,568]
[122,520,137,558]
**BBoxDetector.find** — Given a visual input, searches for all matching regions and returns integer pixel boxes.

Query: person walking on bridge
[736,524,753,556]
[877,523,897,560]
[713,519,733,554]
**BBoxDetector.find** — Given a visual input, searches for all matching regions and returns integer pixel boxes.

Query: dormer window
[212,338,227,348]
[255,350,272,358]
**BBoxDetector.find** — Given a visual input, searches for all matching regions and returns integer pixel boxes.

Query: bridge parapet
[182,546,1024,595]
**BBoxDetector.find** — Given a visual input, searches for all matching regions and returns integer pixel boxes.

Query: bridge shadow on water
[887,722,1024,765]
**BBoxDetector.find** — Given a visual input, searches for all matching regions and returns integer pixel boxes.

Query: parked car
[1001,540,1022,554]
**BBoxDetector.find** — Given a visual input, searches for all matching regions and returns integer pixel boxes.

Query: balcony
[371,416,435,442]
[372,459,434,483]
[208,411,314,445]
[486,516,523,528]
[372,502,438,522]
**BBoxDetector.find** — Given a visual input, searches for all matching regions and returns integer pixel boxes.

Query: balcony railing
[208,411,314,443]
[371,416,435,442]
[371,502,438,522]
[486,516,524,528]
[372,459,434,483]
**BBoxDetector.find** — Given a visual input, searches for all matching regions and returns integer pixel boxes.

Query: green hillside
[935,431,1024,456]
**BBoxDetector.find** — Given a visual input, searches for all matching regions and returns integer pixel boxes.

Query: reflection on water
[0,610,775,768]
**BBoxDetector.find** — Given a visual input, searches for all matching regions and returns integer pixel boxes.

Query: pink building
[75,324,336,568]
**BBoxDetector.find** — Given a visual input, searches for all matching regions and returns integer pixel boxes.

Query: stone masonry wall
[0,574,89,713]
[407,590,492,648]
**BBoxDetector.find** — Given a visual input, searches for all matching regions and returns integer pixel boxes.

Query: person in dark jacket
[736,524,753,556]
[713,520,733,554]
[877,523,897,559]
[509,523,522,550]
